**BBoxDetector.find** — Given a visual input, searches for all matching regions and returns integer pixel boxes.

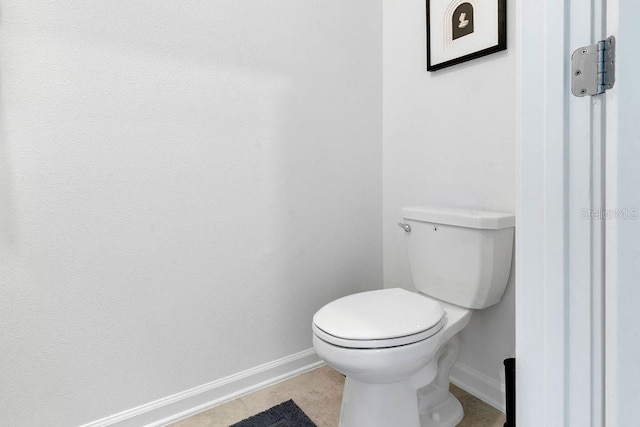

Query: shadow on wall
[0,76,17,247]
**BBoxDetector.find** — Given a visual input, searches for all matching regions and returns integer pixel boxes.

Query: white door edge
[517,0,606,425]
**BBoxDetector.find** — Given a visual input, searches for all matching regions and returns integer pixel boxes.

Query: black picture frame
[426,0,507,71]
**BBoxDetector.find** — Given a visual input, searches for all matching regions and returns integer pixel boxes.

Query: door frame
[604,2,640,426]
[516,0,607,425]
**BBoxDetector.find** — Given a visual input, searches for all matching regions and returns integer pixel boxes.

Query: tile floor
[171,365,506,427]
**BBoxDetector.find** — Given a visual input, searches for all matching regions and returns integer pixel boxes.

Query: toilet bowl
[312,207,515,427]
[313,288,472,427]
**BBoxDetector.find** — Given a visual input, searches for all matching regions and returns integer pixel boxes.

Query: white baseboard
[450,362,506,413]
[81,349,323,427]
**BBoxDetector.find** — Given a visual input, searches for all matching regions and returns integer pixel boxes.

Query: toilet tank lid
[402,206,515,230]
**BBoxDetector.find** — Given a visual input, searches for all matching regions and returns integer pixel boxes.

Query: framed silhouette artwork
[426,0,507,71]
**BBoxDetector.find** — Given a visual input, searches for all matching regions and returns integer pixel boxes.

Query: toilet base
[338,361,438,427]
[418,336,464,427]
[418,391,464,427]
[335,336,464,427]
[336,337,464,427]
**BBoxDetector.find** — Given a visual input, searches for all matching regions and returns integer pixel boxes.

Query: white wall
[382,0,516,409]
[0,2,382,425]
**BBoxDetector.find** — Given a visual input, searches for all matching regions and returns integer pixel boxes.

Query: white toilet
[312,206,515,427]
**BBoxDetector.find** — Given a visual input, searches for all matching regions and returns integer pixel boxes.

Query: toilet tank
[402,207,515,309]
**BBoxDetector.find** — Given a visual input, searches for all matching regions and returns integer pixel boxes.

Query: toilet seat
[312,288,445,349]
[313,318,445,348]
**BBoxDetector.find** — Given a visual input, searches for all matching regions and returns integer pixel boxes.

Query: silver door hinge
[571,36,616,97]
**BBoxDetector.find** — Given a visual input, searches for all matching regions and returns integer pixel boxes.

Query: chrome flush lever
[397,222,411,233]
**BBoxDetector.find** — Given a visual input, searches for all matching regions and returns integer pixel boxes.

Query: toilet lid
[313,288,445,346]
